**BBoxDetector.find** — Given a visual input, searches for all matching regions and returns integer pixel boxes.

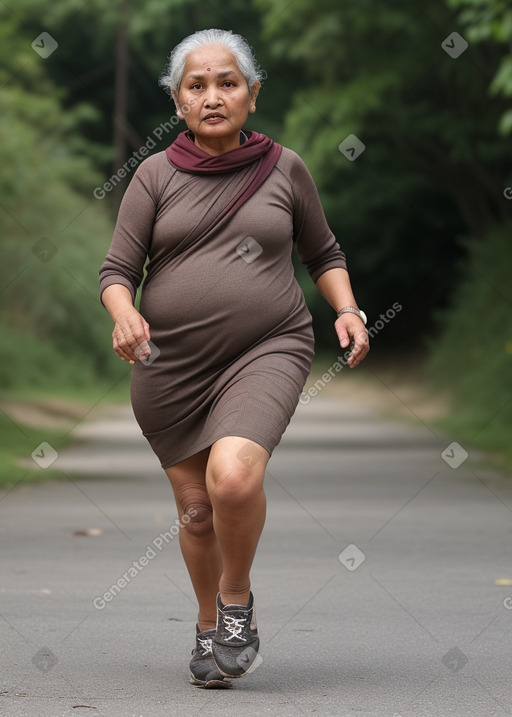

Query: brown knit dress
[99,146,346,468]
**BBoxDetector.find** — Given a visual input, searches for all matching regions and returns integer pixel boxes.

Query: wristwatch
[336,306,368,325]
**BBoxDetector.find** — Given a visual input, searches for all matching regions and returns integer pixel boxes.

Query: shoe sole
[214,666,246,678]
[189,673,233,689]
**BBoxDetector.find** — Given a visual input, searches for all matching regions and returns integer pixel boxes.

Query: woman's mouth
[203,113,226,124]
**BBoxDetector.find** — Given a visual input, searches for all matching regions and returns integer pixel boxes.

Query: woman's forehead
[183,45,241,75]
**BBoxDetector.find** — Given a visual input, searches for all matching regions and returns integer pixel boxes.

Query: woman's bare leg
[165,436,269,629]
[165,448,221,632]
[205,436,269,607]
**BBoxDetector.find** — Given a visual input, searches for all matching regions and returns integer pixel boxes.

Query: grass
[2,351,511,491]
[0,372,132,490]
[0,412,73,489]
[0,371,132,405]
[309,351,512,478]
[432,410,512,476]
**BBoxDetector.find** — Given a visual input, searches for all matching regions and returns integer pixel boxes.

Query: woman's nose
[204,86,221,108]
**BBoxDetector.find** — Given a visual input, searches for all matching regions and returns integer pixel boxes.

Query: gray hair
[159,29,265,100]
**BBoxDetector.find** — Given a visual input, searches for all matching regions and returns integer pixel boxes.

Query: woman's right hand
[112,307,151,363]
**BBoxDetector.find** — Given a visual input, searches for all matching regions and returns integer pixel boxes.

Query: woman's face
[175,44,260,155]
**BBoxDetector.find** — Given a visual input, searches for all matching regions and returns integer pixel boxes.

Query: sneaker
[212,592,260,678]
[189,626,233,689]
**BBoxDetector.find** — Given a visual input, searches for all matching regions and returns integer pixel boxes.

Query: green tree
[254,0,512,346]
[0,9,122,390]
[449,0,512,133]
[13,0,297,190]
[1,0,299,389]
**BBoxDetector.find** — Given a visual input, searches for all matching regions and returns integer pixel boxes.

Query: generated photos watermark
[93,509,197,610]
[236,236,263,264]
[236,441,264,468]
[32,646,58,673]
[441,441,468,469]
[32,237,58,263]
[300,301,402,404]
[441,32,468,59]
[338,134,366,161]
[134,340,160,366]
[339,543,366,572]
[236,646,263,673]
[31,442,59,469]
[441,646,468,672]
[31,32,58,59]
[93,102,196,200]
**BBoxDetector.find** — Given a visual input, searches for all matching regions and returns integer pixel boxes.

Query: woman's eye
[223,81,234,87]
[191,83,202,90]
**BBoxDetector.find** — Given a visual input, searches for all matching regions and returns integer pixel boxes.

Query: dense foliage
[1,0,511,445]
[0,11,122,389]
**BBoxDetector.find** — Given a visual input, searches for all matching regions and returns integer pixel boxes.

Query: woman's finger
[112,331,135,362]
[347,329,369,367]
[113,312,152,362]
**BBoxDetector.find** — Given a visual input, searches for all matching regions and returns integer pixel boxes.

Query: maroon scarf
[166,130,282,217]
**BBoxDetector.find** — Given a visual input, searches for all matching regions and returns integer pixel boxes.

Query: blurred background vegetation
[1,0,511,479]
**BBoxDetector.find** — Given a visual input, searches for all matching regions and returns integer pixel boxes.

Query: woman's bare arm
[102,284,151,363]
[315,267,369,368]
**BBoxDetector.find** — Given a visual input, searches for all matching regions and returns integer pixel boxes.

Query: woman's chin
[198,124,235,137]
[193,127,244,153]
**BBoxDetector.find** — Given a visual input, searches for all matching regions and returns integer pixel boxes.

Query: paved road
[1,388,512,717]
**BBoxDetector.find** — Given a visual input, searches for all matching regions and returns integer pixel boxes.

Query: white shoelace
[198,636,213,656]
[222,615,247,642]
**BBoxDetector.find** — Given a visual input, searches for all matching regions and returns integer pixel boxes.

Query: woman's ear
[172,91,185,120]
[248,81,261,114]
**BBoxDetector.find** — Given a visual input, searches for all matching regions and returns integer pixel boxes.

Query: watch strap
[336,306,366,324]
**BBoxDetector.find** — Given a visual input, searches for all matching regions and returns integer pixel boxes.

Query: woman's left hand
[334,314,369,368]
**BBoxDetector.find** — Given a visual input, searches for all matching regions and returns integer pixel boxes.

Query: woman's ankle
[218,582,251,607]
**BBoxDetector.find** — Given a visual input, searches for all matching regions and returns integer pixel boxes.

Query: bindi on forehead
[186,69,238,82]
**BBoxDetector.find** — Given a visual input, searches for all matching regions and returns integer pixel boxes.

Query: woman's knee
[206,438,268,509]
[180,499,214,538]
[170,480,213,538]
[164,452,213,537]
[173,496,213,538]
[207,461,264,510]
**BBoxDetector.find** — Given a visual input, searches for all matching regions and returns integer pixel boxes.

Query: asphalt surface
[1,387,512,717]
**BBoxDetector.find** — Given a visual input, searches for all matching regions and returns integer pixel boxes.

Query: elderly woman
[99,28,369,689]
